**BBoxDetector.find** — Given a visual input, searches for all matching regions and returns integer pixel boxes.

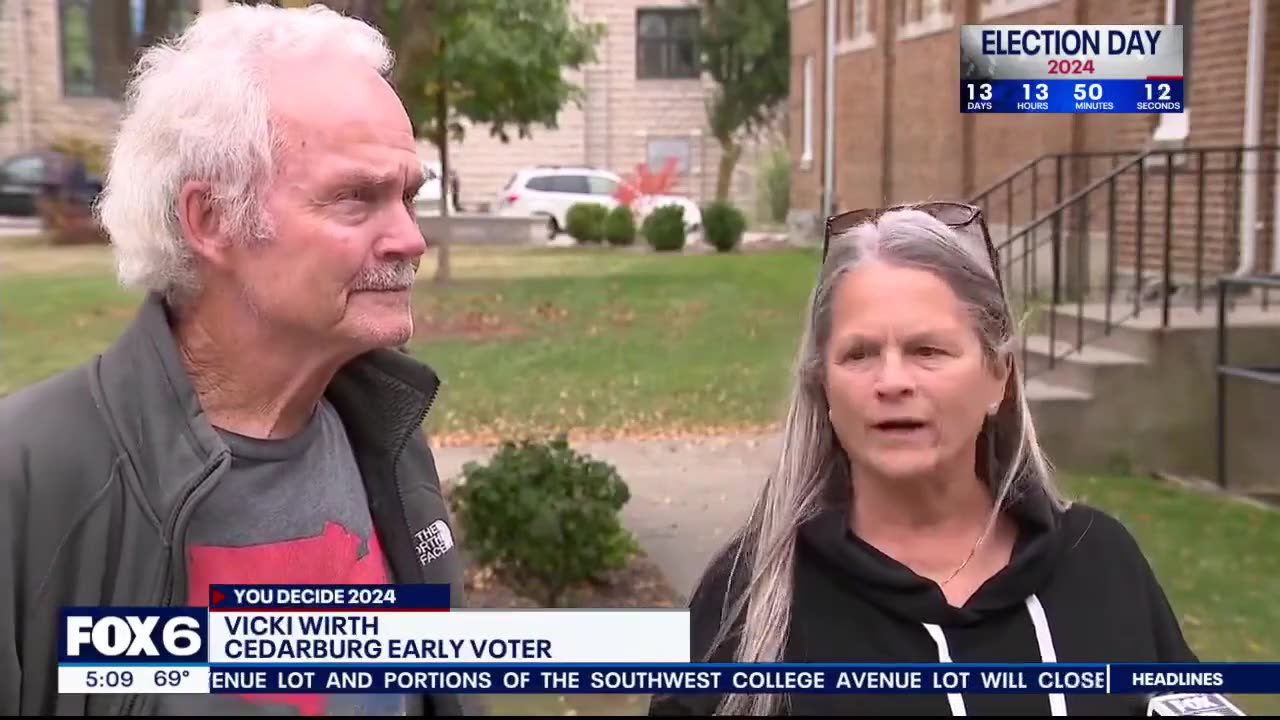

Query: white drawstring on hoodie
[921,594,1068,716]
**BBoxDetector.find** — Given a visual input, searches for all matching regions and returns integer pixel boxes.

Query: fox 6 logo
[65,615,203,658]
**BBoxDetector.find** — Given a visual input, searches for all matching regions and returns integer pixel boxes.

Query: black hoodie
[648,479,1199,716]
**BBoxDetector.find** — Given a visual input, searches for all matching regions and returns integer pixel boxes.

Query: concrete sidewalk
[0,215,40,238]
[431,432,781,602]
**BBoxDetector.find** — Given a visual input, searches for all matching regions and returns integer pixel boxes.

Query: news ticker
[55,585,1270,700]
[55,663,1280,697]
[960,24,1184,114]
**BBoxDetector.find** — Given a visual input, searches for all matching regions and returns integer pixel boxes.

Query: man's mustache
[351,260,419,291]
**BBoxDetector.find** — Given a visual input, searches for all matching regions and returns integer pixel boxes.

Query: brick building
[426,0,768,212]
[787,0,1280,286]
[0,0,765,215]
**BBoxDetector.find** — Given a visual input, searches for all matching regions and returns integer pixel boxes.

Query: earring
[988,402,1000,416]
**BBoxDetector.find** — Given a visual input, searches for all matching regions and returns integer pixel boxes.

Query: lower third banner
[57,662,1280,695]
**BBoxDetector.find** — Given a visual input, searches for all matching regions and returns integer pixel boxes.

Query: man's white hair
[94,2,394,303]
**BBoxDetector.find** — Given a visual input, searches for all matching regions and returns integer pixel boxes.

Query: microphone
[1145,693,1247,716]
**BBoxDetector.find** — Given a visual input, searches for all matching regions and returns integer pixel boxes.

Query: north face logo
[413,520,454,566]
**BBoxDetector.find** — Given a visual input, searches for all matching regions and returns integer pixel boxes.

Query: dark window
[526,176,557,191]
[548,175,590,194]
[58,0,200,99]
[636,8,700,79]
[1,155,46,184]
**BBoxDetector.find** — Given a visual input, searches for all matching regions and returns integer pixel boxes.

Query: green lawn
[1064,473,1280,715]
[0,243,821,441]
[406,246,818,442]
[1,241,1276,715]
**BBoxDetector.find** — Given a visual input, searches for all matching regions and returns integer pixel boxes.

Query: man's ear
[176,180,233,269]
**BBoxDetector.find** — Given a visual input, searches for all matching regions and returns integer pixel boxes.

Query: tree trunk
[432,37,452,284]
[714,139,742,203]
[139,0,175,50]
[93,1,135,99]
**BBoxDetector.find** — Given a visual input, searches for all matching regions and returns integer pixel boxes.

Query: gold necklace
[940,531,987,587]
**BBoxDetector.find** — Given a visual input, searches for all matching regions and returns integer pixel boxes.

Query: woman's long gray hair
[704,207,1071,715]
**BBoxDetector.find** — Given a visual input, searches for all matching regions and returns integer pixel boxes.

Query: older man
[0,4,471,716]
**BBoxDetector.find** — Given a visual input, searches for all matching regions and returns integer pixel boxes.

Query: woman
[648,203,1198,717]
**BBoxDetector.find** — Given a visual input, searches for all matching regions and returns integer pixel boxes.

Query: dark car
[0,149,103,217]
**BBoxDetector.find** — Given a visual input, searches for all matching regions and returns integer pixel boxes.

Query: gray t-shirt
[156,399,422,715]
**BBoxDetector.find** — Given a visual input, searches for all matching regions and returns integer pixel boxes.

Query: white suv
[493,165,701,240]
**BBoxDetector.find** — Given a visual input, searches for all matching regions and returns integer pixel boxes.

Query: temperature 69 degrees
[60,666,210,694]
[80,669,199,689]
[155,669,194,688]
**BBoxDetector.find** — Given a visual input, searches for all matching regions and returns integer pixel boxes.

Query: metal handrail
[994,150,1155,254]
[1215,274,1280,489]
[967,149,1141,207]
[983,144,1279,380]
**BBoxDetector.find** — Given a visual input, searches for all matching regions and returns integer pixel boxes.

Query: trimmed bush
[565,202,608,244]
[39,196,108,246]
[36,135,107,246]
[702,201,746,253]
[604,205,636,246]
[641,204,686,252]
[447,434,640,607]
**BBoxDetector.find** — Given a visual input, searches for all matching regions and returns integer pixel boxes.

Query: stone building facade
[0,0,772,217]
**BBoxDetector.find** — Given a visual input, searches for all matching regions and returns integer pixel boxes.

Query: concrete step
[1043,304,1159,359]
[1023,376,1092,402]
[1044,301,1280,360]
[1020,334,1148,393]
[1022,377,1108,471]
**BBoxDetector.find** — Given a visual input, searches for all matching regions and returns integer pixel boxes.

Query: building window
[898,0,951,25]
[647,136,693,176]
[60,0,95,97]
[839,0,873,41]
[59,0,199,99]
[636,8,701,80]
[979,0,1058,21]
[922,0,950,18]
[897,0,953,39]
[837,0,875,53]
[800,55,813,167]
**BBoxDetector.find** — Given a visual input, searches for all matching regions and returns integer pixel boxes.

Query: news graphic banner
[960,25,1184,114]
[55,585,1264,703]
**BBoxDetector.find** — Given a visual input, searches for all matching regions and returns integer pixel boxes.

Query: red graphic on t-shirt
[187,522,389,716]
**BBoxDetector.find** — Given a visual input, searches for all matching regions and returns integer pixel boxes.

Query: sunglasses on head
[821,201,1005,292]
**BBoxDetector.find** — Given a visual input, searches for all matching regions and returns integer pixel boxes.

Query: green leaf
[453,434,640,607]
[367,0,604,147]
[699,0,790,143]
